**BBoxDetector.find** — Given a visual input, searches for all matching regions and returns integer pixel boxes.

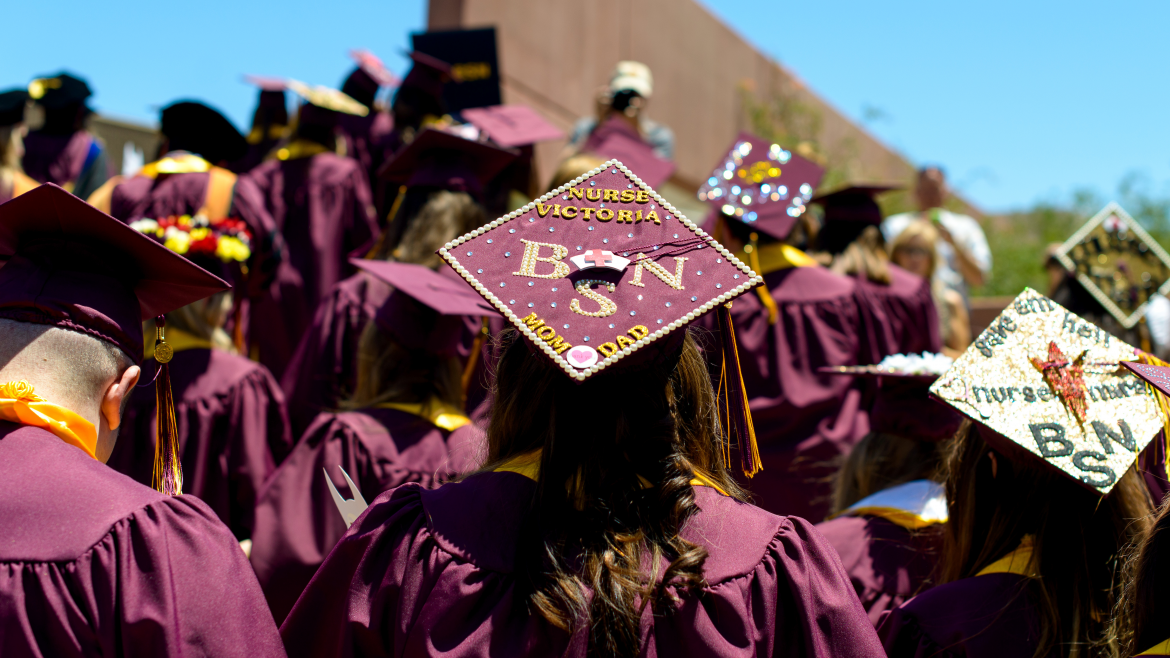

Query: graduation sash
[832,479,948,529]
[0,381,97,459]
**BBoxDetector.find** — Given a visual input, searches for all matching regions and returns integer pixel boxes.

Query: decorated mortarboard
[160,101,248,165]
[585,117,675,189]
[1053,202,1170,329]
[27,72,91,110]
[461,105,565,148]
[285,80,368,117]
[350,258,497,356]
[822,353,961,442]
[377,127,516,197]
[438,159,767,475]
[0,89,28,127]
[697,132,825,241]
[811,185,901,225]
[930,287,1164,495]
[0,184,230,495]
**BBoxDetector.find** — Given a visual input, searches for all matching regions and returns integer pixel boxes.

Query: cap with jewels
[930,287,1163,495]
[439,159,763,381]
[698,132,825,241]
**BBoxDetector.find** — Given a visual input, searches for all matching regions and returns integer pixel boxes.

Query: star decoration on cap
[438,159,763,381]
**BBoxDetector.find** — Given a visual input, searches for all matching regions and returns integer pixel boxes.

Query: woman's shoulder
[683,487,794,584]
[769,265,858,303]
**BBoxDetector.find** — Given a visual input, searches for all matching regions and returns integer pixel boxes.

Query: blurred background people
[21,72,111,199]
[883,166,991,305]
[566,60,674,161]
[0,89,37,203]
[889,220,971,357]
[232,76,290,174]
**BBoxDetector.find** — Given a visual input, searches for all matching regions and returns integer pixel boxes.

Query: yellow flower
[216,236,252,262]
[177,215,193,226]
[164,231,191,255]
[189,227,211,242]
[0,380,44,402]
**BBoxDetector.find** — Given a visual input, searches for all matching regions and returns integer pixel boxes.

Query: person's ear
[101,365,141,431]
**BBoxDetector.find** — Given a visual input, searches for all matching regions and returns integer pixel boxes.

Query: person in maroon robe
[280,128,514,433]
[0,89,39,204]
[231,76,291,174]
[279,159,883,657]
[0,185,284,657]
[21,72,110,199]
[815,375,959,624]
[252,260,494,622]
[338,50,397,200]
[696,134,866,522]
[243,83,379,380]
[107,213,293,544]
[810,185,941,362]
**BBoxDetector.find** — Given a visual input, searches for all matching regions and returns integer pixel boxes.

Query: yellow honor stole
[0,381,97,459]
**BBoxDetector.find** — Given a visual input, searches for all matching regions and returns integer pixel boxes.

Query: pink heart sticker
[567,345,598,369]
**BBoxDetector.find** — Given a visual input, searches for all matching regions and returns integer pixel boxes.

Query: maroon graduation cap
[349,49,400,89]
[438,159,766,476]
[351,259,498,356]
[811,185,901,225]
[698,132,825,241]
[821,364,962,442]
[400,51,452,98]
[461,104,565,148]
[377,127,517,197]
[1122,361,1170,397]
[243,75,288,93]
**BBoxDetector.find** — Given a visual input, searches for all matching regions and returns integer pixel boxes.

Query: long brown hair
[482,329,744,657]
[940,421,1152,658]
[831,431,944,514]
[829,225,892,284]
[1113,491,1170,655]
[344,322,463,412]
[371,189,487,263]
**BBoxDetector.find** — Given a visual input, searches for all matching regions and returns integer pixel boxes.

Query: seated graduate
[250,259,494,623]
[280,128,514,433]
[21,72,111,199]
[816,371,960,624]
[279,159,884,657]
[106,213,292,548]
[697,133,866,522]
[0,185,284,657]
[878,288,1160,657]
[0,88,39,203]
[810,185,941,362]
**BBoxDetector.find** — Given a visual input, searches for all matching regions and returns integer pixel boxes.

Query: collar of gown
[735,242,819,276]
[975,534,1039,579]
[273,139,330,161]
[139,151,212,178]
[376,399,471,431]
[0,381,97,459]
[1137,638,1170,656]
[835,479,948,529]
[493,449,729,496]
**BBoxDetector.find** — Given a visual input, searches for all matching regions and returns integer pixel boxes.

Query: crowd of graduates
[2,39,1170,658]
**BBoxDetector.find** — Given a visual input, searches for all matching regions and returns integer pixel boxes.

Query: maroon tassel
[716,303,762,478]
[151,315,183,496]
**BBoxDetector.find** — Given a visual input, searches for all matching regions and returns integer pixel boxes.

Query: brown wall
[89,115,160,176]
[428,0,978,217]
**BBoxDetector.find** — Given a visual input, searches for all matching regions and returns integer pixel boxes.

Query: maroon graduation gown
[251,407,484,623]
[107,168,272,228]
[242,153,379,379]
[21,129,109,198]
[108,348,293,540]
[280,271,391,433]
[854,264,941,363]
[0,422,286,658]
[815,515,941,626]
[878,574,1046,657]
[279,471,883,657]
[711,265,867,522]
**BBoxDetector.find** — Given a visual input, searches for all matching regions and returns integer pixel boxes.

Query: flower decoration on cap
[930,287,1164,495]
[1054,202,1170,329]
[130,215,253,263]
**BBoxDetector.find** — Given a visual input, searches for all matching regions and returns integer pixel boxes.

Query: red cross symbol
[583,249,612,268]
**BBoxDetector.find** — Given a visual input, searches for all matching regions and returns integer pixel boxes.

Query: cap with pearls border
[438,159,766,476]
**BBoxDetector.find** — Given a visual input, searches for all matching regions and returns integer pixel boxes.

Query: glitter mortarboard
[461,104,565,148]
[697,132,825,241]
[439,159,765,475]
[1053,202,1170,329]
[930,287,1163,495]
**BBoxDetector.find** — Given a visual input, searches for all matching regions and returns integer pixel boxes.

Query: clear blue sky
[4,0,1166,213]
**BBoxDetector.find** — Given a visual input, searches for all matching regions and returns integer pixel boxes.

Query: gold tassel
[461,317,490,403]
[746,233,779,325]
[364,185,409,259]
[151,316,183,496]
[716,303,762,478]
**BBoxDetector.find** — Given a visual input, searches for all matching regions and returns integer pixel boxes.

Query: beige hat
[609,61,653,98]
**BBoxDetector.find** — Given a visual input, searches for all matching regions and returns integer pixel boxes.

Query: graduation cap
[410,28,500,111]
[399,50,453,99]
[822,354,962,442]
[811,185,901,225]
[930,287,1164,495]
[27,72,91,110]
[461,105,564,148]
[585,117,675,189]
[351,259,497,356]
[438,159,766,475]
[0,185,229,494]
[0,89,28,127]
[698,132,826,241]
[160,101,248,165]
[377,127,517,197]
[1053,202,1170,329]
[285,80,368,117]
[342,50,399,109]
